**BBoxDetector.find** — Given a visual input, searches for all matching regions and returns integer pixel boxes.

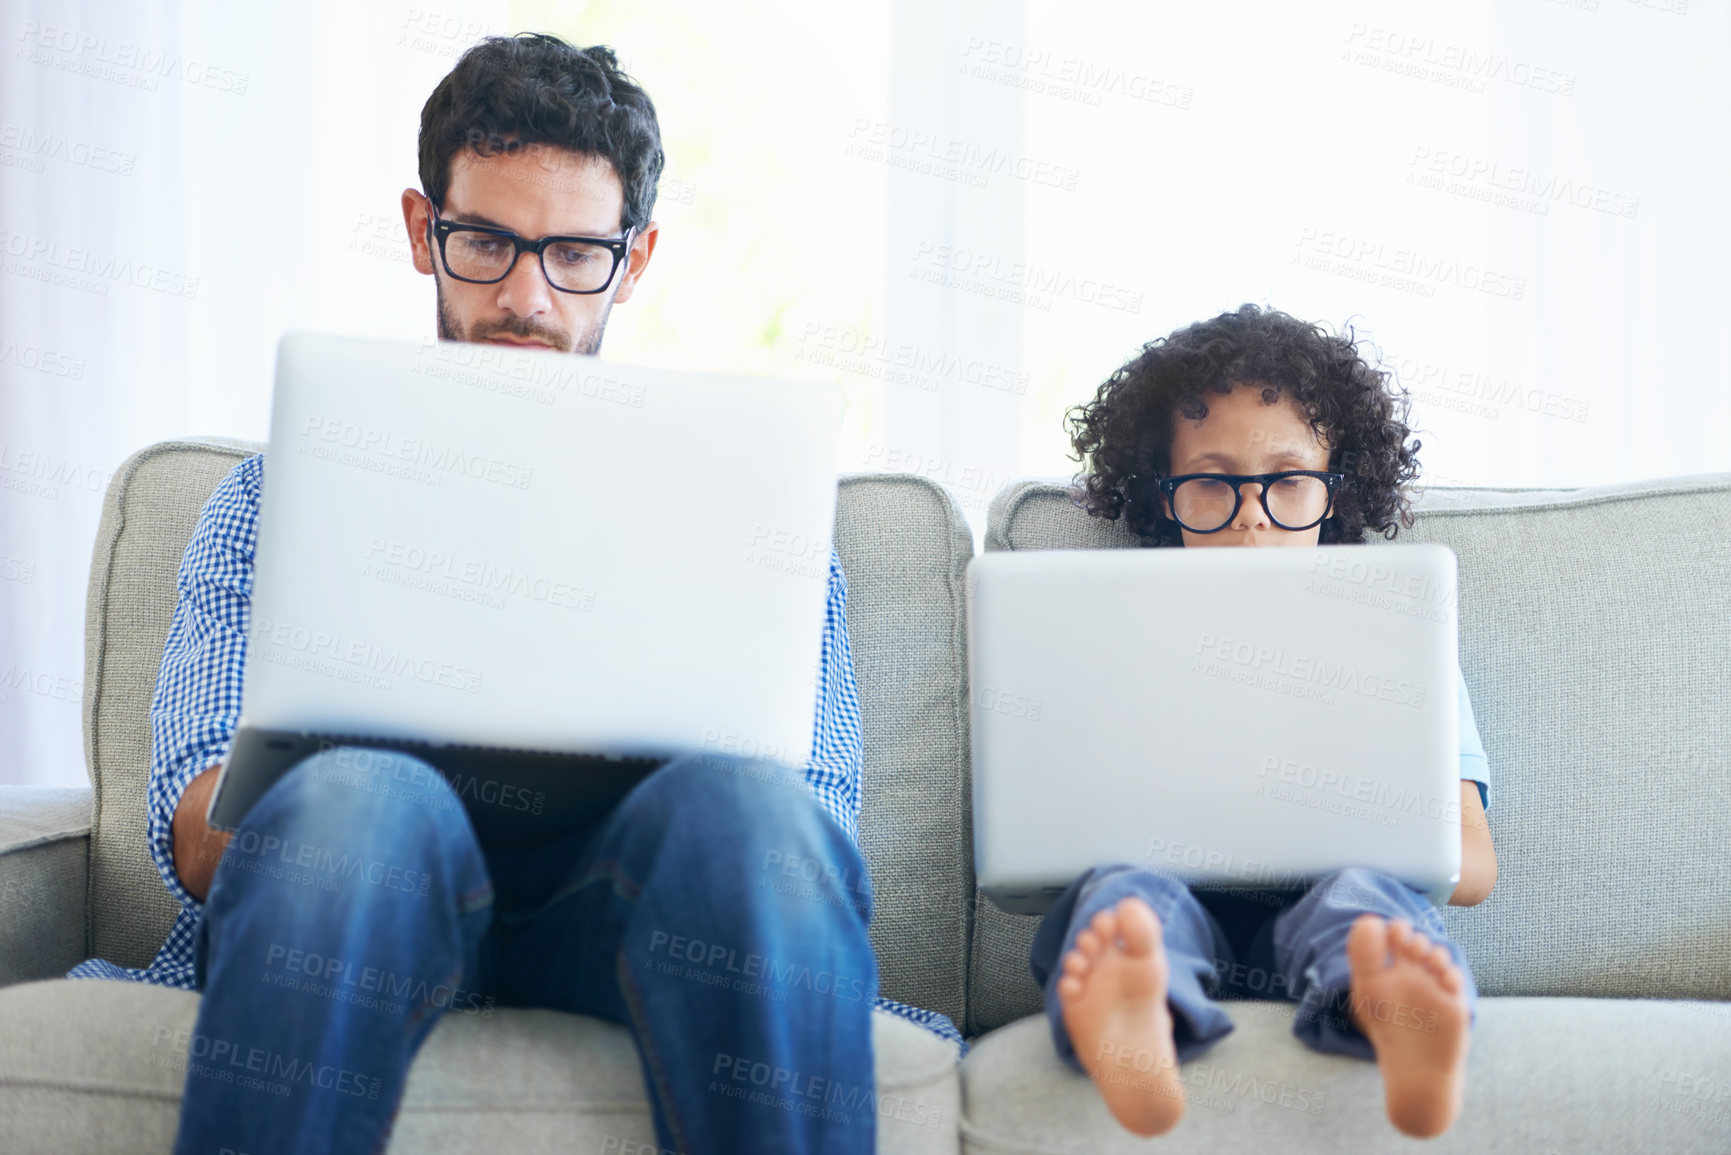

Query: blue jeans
[174,746,878,1155]
[1030,864,1478,1068]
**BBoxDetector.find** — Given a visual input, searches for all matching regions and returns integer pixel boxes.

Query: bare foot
[1056,897,1184,1136]
[1345,914,1471,1137]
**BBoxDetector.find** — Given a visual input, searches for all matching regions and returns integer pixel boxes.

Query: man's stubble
[434,273,613,356]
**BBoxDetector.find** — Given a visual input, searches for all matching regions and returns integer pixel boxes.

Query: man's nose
[496,250,552,315]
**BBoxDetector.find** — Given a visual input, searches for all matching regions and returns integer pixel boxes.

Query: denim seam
[586,858,695,1151]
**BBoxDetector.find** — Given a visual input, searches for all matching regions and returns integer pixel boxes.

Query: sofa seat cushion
[0,787,91,985]
[960,998,1731,1153]
[0,980,962,1153]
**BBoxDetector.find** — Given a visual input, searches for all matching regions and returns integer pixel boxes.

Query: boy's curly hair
[1065,304,1421,546]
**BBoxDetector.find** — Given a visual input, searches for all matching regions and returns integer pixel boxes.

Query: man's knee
[629,753,869,906]
[247,745,473,858]
[634,752,831,836]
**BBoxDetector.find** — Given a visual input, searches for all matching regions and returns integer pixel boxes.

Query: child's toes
[1430,954,1464,994]
[1062,948,1093,979]
[1347,913,1389,973]
[1074,928,1104,960]
[1114,899,1160,955]
[1386,918,1414,953]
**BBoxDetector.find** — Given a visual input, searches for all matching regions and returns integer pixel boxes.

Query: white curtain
[998,0,1731,490]
[0,0,507,785]
[3,0,1727,787]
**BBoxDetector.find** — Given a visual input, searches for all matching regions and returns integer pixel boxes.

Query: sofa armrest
[0,786,91,987]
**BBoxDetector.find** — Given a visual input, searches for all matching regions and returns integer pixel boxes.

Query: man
[68,33,959,1154]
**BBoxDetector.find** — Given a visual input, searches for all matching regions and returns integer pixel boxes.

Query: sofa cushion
[0,980,961,1153]
[967,475,1731,1034]
[959,997,1731,1153]
[81,440,977,1027]
[0,787,91,985]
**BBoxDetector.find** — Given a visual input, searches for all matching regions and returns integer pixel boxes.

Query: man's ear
[612,220,660,305]
[401,189,436,277]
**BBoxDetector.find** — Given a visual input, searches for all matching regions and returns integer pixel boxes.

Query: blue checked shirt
[67,453,964,1050]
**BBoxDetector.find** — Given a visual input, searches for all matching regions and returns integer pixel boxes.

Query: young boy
[1038,303,1496,1139]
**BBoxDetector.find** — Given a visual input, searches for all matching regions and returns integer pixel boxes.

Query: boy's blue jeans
[174,746,878,1155]
[1031,864,1478,1068]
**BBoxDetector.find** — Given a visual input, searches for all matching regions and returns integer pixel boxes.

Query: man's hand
[1447,779,1497,906]
[172,765,233,903]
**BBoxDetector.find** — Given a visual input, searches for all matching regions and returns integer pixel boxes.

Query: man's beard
[434,275,612,355]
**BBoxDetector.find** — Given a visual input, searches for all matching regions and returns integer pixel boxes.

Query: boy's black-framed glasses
[426,200,634,295]
[1155,470,1345,533]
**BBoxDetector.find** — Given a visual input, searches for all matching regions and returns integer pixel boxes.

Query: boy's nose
[1231,482,1271,531]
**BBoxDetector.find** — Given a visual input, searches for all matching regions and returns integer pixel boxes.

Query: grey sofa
[0,436,1726,1153]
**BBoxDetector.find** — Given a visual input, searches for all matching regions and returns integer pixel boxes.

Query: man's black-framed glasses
[1156,470,1345,533]
[427,200,634,294]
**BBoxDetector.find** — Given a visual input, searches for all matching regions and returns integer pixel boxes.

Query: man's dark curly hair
[418,34,664,232]
[1066,304,1421,546]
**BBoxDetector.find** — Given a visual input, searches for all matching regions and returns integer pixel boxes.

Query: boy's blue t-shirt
[1456,662,1491,812]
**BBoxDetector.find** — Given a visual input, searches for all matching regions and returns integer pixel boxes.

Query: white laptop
[968,545,1463,913]
[207,331,841,843]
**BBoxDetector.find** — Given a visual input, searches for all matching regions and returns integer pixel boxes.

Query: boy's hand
[1448,780,1496,906]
